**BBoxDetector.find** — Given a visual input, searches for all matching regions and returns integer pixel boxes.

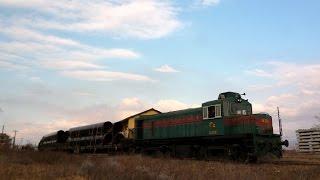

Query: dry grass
[0,150,319,180]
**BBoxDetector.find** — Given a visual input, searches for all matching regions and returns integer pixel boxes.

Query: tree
[0,133,12,149]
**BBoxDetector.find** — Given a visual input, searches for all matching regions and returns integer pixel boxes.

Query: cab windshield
[230,102,252,116]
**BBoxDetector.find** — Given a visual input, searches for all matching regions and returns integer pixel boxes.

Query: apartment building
[296,128,320,153]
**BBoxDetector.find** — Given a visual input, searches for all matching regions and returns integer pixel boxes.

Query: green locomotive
[134,92,288,161]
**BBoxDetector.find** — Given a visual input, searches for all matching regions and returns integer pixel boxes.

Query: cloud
[61,70,153,82]
[73,92,95,97]
[0,26,81,47]
[155,99,188,112]
[247,84,273,91]
[0,0,182,39]
[120,97,145,109]
[29,76,42,82]
[155,99,199,112]
[248,61,320,90]
[0,26,140,59]
[0,5,158,82]
[249,62,320,113]
[245,69,273,78]
[42,61,103,70]
[199,0,220,6]
[0,27,140,72]
[0,60,29,70]
[269,61,320,89]
[154,64,179,73]
[247,61,320,148]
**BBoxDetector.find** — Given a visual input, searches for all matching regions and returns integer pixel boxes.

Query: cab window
[203,104,221,119]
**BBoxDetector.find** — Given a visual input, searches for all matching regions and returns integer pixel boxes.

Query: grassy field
[0,150,319,180]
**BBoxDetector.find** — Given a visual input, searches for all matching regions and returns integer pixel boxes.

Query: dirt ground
[0,150,319,180]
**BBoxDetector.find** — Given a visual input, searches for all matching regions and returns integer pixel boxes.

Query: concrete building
[296,127,320,153]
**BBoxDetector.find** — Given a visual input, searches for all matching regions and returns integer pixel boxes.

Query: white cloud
[248,62,320,118]
[155,99,187,112]
[61,70,152,82]
[247,61,320,148]
[154,64,179,73]
[0,60,28,70]
[0,4,159,81]
[116,97,150,119]
[245,68,273,78]
[247,84,273,91]
[248,61,320,90]
[199,0,220,6]
[0,27,141,76]
[269,61,320,89]
[0,26,81,47]
[29,76,42,82]
[120,97,145,109]
[253,93,300,117]
[73,92,95,97]
[155,99,198,112]
[115,98,197,118]
[0,26,140,60]
[42,61,103,70]
[0,0,182,39]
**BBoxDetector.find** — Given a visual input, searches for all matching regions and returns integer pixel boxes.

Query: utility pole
[277,107,283,137]
[13,130,18,148]
[0,107,3,134]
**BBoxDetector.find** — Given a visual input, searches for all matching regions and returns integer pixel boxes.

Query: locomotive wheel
[248,155,258,163]
[154,150,164,158]
[126,147,136,155]
[228,148,238,161]
[196,146,208,160]
[228,145,241,161]
[73,146,80,154]
[159,146,171,158]
[238,151,248,163]
[231,145,249,163]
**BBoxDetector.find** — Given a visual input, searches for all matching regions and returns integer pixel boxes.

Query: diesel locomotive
[38,92,288,162]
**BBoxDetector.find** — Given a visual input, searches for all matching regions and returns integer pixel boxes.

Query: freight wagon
[38,130,69,151]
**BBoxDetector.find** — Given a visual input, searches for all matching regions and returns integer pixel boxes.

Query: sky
[0,0,319,148]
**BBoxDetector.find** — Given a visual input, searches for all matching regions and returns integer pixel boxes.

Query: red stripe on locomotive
[142,114,202,129]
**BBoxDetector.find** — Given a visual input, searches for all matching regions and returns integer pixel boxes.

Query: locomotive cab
[202,92,252,119]
[203,92,273,135]
[218,92,252,117]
